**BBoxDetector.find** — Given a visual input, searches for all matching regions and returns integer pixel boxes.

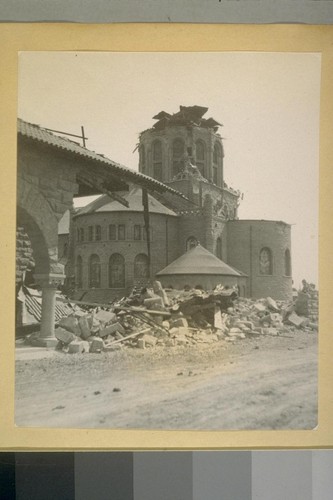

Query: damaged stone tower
[137,105,293,300]
[71,105,292,301]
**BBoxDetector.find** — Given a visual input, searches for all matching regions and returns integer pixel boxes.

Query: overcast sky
[18,51,320,288]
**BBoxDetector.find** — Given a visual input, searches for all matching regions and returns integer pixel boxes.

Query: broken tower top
[151,105,222,133]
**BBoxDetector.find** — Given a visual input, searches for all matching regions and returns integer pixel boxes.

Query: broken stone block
[74,309,87,318]
[170,316,188,328]
[141,334,157,347]
[153,280,170,307]
[89,337,104,353]
[229,327,242,334]
[143,297,164,310]
[90,317,101,334]
[94,310,117,325]
[99,324,116,338]
[78,316,91,340]
[253,302,267,313]
[165,338,176,347]
[214,307,224,330]
[99,322,125,336]
[270,313,283,323]
[266,297,280,312]
[175,335,187,346]
[169,327,180,336]
[104,344,122,352]
[228,330,245,338]
[85,314,100,333]
[162,320,170,330]
[58,315,81,336]
[137,338,146,349]
[295,292,309,316]
[55,327,76,345]
[259,314,272,325]
[240,320,254,330]
[287,312,307,328]
[68,340,90,354]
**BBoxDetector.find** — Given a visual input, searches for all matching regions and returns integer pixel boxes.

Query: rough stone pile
[34,281,318,354]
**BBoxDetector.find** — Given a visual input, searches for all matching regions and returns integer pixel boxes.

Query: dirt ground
[15,330,317,430]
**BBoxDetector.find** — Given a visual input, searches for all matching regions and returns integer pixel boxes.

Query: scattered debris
[25,280,318,354]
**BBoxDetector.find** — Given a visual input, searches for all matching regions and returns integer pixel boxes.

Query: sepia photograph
[15,51,320,430]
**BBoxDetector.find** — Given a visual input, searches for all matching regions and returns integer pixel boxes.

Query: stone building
[16,118,182,343]
[71,105,292,300]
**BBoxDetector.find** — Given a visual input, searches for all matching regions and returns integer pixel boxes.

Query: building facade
[71,106,292,300]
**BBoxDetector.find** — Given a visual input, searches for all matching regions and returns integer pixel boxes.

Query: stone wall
[17,142,79,275]
[227,220,292,300]
[139,125,224,187]
[73,211,179,295]
[16,227,34,284]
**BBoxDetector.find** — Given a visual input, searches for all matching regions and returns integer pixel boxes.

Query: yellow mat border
[0,23,332,450]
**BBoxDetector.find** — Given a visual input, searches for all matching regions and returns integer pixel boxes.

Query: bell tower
[138,105,240,221]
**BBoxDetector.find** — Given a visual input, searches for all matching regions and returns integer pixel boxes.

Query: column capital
[34,273,65,288]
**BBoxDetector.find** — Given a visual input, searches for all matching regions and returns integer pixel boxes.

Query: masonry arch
[109,253,125,288]
[216,237,222,260]
[186,236,198,251]
[16,180,61,275]
[134,253,149,279]
[259,247,273,275]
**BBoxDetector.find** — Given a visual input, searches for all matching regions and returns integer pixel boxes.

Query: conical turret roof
[156,244,245,276]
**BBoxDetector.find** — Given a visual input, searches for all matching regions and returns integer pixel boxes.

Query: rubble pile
[26,280,318,354]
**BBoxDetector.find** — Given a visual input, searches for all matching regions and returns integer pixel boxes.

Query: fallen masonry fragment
[24,281,318,354]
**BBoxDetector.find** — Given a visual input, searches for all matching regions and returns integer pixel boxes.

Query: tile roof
[156,244,246,277]
[18,118,186,198]
[19,286,74,324]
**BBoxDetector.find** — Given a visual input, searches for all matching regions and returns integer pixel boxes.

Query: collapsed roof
[150,105,222,133]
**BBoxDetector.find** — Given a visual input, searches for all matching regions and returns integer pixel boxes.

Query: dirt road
[15,330,317,430]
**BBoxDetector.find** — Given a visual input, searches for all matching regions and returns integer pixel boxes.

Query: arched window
[139,144,146,173]
[76,255,83,288]
[153,140,163,181]
[195,140,205,176]
[109,253,125,288]
[259,247,273,275]
[172,138,185,177]
[186,236,198,251]
[213,142,222,185]
[134,254,149,279]
[89,254,101,288]
[284,249,291,276]
[216,237,222,260]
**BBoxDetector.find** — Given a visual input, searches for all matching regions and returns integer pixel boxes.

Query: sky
[18,51,320,288]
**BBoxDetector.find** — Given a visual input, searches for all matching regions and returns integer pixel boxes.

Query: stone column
[33,273,65,347]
